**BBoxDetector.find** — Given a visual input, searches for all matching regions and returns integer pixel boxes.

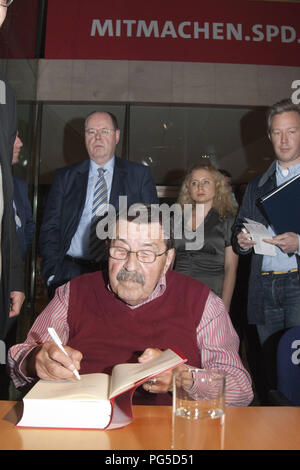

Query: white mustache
[116,269,145,285]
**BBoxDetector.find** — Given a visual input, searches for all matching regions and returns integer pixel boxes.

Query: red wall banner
[44,0,300,66]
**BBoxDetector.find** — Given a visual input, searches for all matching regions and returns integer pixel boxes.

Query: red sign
[0,0,39,59]
[44,0,300,66]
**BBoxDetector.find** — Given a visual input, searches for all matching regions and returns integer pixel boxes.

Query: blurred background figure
[174,163,238,312]
[219,169,239,207]
[11,132,22,165]
[0,0,25,341]
[0,0,26,399]
[12,132,35,260]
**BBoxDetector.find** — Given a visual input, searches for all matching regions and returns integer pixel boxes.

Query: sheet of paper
[243,218,276,256]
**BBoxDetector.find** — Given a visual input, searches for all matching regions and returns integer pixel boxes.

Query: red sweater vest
[68,270,210,405]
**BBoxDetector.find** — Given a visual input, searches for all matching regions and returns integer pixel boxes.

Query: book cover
[257,174,300,235]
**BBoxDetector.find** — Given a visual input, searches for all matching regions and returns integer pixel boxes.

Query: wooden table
[0,401,300,450]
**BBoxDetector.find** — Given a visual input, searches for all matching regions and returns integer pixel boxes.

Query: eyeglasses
[85,128,115,137]
[0,0,14,7]
[109,246,168,264]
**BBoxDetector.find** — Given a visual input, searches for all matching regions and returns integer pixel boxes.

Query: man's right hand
[237,228,257,251]
[25,342,82,381]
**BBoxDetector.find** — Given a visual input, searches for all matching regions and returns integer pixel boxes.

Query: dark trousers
[0,316,18,399]
[257,271,300,345]
[256,271,300,403]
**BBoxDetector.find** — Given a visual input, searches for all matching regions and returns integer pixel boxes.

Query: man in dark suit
[12,132,35,259]
[0,1,25,341]
[39,111,158,295]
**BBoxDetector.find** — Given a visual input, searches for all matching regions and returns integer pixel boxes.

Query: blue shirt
[67,157,115,259]
[261,161,300,272]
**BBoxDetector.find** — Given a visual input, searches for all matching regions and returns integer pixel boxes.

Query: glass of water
[172,368,226,450]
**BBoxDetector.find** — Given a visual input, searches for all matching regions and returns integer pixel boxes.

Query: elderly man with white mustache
[8,206,253,406]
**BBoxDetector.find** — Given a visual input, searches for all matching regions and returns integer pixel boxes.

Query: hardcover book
[17,348,186,430]
[257,174,300,235]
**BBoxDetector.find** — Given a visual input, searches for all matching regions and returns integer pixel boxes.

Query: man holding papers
[232,99,300,348]
[8,205,253,407]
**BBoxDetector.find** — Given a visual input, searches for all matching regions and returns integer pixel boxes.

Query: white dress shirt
[67,157,115,259]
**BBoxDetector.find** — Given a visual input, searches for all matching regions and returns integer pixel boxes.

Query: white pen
[242,228,252,240]
[47,327,80,381]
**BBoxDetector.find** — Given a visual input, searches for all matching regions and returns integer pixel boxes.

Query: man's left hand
[263,232,299,254]
[9,291,25,318]
[138,348,187,394]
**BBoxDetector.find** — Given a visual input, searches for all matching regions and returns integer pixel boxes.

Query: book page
[24,373,110,401]
[109,349,185,398]
[244,219,276,256]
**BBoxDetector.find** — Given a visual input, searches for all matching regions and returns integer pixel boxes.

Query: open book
[17,348,186,430]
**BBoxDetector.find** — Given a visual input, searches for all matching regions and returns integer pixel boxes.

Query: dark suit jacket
[13,176,35,259]
[0,75,24,339]
[231,161,300,326]
[39,157,158,284]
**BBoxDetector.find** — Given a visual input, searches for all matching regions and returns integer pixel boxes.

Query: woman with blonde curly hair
[174,163,238,311]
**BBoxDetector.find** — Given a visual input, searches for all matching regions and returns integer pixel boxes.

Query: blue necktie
[89,168,108,261]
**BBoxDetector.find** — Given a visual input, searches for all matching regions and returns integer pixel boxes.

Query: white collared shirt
[67,157,115,259]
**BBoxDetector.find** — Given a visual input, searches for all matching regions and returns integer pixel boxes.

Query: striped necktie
[89,167,108,261]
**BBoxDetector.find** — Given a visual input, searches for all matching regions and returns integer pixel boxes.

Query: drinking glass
[172,368,225,450]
